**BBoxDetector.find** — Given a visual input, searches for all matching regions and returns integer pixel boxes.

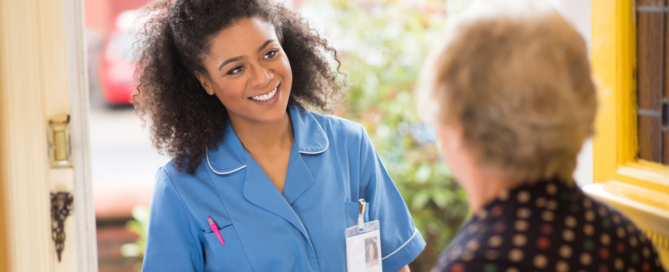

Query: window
[636,0,669,164]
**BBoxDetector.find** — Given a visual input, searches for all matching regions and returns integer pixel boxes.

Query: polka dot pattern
[560,244,573,258]
[433,181,665,272]
[517,191,530,203]
[556,260,570,272]
[512,234,526,247]
[514,220,528,232]
[540,223,553,235]
[586,210,596,222]
[491,206,504,217]
[493,222,506,233]
[466,240,479,251]
[601,233,611,246]
[617,227,626,238]
[542,210,555,222]
[498,191,509,201]
[547,200,559,210]
[563,229,575,241]
[585,224,595,236]
[581,252,592,266]
[488,235,503,248]
[536,236,550,249]
[484,250,499,260]
[533,254,548,269]
[584,198,593,208]
[516,208,531,219]
[508,249,523,262]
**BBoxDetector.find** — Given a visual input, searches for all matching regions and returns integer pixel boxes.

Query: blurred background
[85,0,580,271]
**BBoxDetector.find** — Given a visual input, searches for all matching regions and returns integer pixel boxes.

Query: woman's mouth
[248,83,281,107]
[250,84,279,101]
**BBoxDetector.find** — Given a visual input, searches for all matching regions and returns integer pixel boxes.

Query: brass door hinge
[47,116,71,168]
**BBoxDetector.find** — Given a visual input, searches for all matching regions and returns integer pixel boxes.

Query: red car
[100,10,139,106]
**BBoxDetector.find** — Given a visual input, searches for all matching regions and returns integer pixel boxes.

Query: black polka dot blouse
[432,180,666,272]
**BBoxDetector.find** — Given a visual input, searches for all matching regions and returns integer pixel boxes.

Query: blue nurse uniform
[142,105,426,271]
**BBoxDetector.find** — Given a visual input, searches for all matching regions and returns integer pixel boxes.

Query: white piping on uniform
[206,149,246,175]
[381,229,419,260]
[298,113,329,155]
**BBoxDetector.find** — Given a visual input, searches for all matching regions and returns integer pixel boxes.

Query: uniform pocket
[203,224,253,271]
[345,201,370,228]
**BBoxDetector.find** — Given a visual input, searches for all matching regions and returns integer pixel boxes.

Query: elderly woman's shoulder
[432,181,666,272]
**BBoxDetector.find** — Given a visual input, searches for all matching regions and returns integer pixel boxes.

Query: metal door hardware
[51,192,73,262]
[47,116,72,168]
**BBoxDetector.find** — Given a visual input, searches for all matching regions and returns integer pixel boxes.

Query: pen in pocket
[208,217,225,246]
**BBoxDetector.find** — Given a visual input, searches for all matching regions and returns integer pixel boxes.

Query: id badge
[345,199,382,272]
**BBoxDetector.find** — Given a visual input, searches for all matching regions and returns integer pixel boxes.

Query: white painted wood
[63,0,99,270]
[557,0,593,186]
[0,0,57,270]
[574,139,594,187]
[560,0,593,51]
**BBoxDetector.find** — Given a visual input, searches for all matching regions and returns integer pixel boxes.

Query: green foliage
[122,206,149,272]
[301,0,469,269]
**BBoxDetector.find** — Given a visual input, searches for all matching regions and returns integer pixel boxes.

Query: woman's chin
[249,103,290,124]
[257,112,288,123]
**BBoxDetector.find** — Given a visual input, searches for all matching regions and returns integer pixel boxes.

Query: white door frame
[64,0,99,270]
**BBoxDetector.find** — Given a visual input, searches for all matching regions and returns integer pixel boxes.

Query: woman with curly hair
[135,0,424,271]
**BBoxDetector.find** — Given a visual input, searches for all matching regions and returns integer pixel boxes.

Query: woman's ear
[194,71,215,96]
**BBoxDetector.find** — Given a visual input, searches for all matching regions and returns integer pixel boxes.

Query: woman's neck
[456,162,523,214]
[229,111,294,154]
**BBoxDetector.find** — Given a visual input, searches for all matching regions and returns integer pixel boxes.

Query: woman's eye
[228,66,244,75]
[264,50,278,59]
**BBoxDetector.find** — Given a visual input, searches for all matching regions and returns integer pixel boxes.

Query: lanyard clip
[358,199,366,231]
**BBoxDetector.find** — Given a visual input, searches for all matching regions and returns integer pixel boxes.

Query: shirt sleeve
[358,128,427,272]
[143,168,204,272]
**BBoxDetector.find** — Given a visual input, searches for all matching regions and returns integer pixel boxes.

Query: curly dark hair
[134,0,343,174]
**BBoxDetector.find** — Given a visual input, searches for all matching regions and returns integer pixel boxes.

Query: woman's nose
[248,64,273,87]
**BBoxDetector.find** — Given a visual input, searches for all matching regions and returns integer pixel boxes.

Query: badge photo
[345,199,382,272]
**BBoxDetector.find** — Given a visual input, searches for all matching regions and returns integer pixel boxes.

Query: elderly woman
[416,1,665,271]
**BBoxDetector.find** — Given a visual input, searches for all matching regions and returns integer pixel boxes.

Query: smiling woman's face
[196,17,293,124]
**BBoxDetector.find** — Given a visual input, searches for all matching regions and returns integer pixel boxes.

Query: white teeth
[251,87,278,101]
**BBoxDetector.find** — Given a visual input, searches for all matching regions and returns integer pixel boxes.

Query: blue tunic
[142,105,426,271]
